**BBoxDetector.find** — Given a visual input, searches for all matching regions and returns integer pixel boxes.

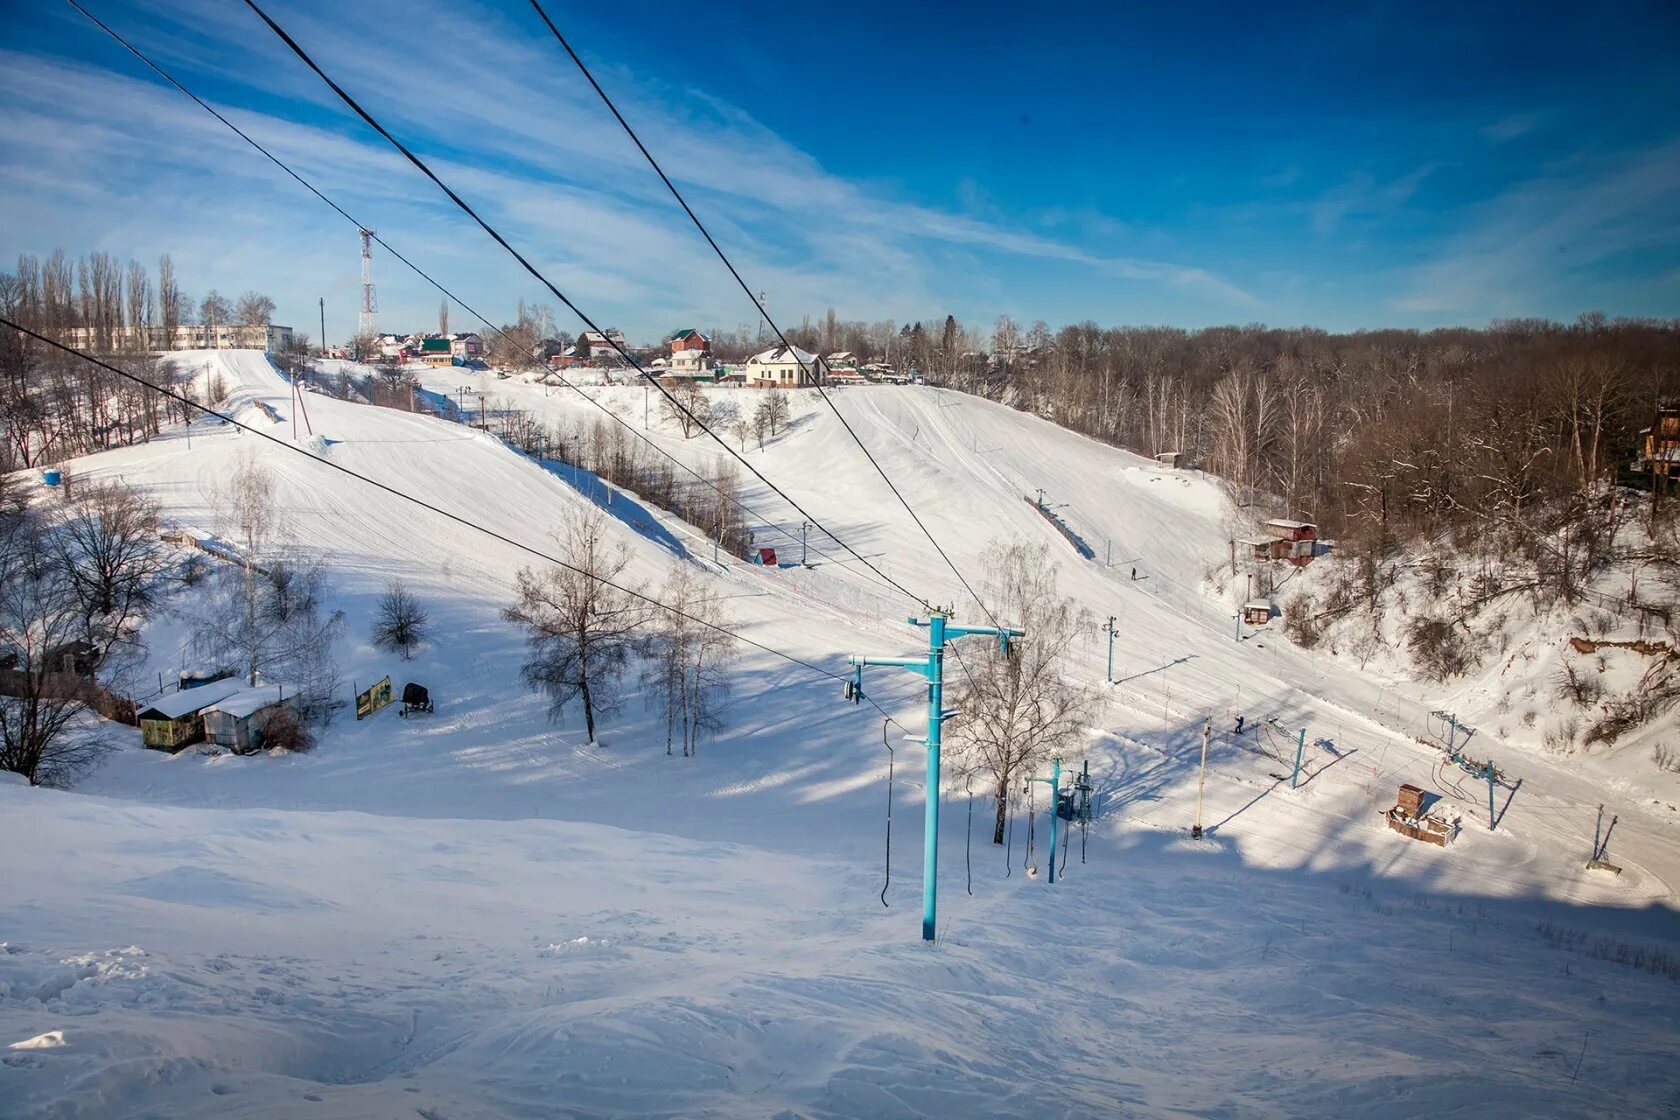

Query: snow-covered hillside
[3,350,1677,1118]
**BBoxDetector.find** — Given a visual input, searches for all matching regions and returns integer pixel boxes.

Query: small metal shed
[202,686,298,753]
[137,679,245,751]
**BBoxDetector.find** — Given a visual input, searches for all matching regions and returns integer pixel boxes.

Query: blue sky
[3,0,1678,345]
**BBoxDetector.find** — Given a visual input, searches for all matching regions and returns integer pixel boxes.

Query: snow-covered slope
[3,351,1677,1118]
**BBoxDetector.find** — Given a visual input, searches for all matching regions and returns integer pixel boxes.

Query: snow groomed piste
[2,348,1677,1117]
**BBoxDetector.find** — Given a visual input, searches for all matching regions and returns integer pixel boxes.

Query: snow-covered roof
[139,679,245,720]
[206,686,294,719]
[747,345,817,366]
[1264,518,1315,530]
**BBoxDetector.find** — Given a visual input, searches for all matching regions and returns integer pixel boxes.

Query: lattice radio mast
[358,228,378,339]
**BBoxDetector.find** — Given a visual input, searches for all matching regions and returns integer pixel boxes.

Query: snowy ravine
[3,350,1678,1118]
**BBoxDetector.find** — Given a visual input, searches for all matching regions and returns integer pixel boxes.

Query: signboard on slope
[356,675,393,721]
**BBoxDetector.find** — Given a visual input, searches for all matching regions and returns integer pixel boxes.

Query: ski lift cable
[965,774,974,897]
[236,0,927,614]
[1060,799,1071,877]
[1004,791,1014,878]
[57,0,900,596]
[880,719,894,909]
[1,320,916,735]
[523,0,1002,634]
[1024,781,1036,874]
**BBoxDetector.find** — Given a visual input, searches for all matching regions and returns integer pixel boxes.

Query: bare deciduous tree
[200,290,231,345]
[949,538,1097,843]
[372,580,429,660]
[0,509,112,786]
[643,563,735,756]
[504,505,647,742]
[661,379,713,438]
[50,481,171,654]
[752,389,789,443]
[234,291,276,327]
[192,459,342,720]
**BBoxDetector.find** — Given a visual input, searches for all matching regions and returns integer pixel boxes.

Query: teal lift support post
[1268,718,1308,789]
[1104,615,1117,684]
[1435,710,1509,831]
[849,609,1024,941]
[1026,757,1063,884]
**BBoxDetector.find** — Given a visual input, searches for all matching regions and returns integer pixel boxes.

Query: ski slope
[3,350,1677,1118]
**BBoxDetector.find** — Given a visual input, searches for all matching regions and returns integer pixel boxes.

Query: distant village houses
[372,332,483,366]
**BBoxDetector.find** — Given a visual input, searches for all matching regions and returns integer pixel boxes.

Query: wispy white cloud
[1310,164,1439,236]
[1481,112,1543,143]
[1391,138,1680,315]
[1,0,1252,341]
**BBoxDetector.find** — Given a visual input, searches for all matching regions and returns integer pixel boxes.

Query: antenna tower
[358,229,378,339]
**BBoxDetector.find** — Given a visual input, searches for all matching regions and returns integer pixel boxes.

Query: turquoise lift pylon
[1026,757,1063,884]
[849,608,1024,941]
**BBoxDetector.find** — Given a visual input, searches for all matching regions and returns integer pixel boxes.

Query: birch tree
[950,538,1096,843]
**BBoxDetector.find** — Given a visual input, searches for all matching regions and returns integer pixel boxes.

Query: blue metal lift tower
[848,609,1023,941]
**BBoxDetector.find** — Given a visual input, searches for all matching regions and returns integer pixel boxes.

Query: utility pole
[1026,757,1063,884]
[849,609,1023,941]
[800,521,809,566]
[1104,615,1117,683]
[644,384,650,429]
[1192,720,1210,839]
[318,296,326,356]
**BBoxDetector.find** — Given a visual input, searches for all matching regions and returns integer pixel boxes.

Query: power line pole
[848,609,1023,941]
[800,520,809,566]
[1192,719,1210,839]
[318,296,325,356]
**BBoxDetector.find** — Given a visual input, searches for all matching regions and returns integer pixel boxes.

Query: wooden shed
[137,679,244,751]
[1263,519,1318,543]
[1155,451,1182,469]
[1243,601,1273,626]
[203,686,298,753]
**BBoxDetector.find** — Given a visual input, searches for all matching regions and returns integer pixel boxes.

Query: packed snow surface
[2,351,1677,1118]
